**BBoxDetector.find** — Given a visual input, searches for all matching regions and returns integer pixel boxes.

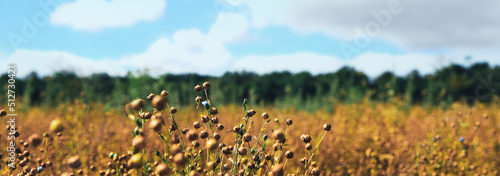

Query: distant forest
[1,62,499,112]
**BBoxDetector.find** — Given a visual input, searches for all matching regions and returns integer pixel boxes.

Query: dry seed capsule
[323,123,332,131]
[152,95,168,111]
[173,153,187,166]
[210,107,218,115]
[238,148,247,156]
[216,124,224,130]
[305,143,312,150]
[265,154,272,161]
[243,134,252,142]
[22,150,30,157]
[301,134,312,143]
[247,109,256,117]
[201,115,210,123]
[192,141,200,148]
[300,158,307,164]
[186,130,198,141]
[202,81,210,89]
[147,93,155,101]
[182,128,189,134]
[233,126,241,133]
[261,112,269,119]
[160,90,169,97]
[127,154,143,169]
[285,119,293,126]
[193,121,202,129]
[0,109,6,117]
[213,132,221,140]
[140,112,152,119]
[247,163,256,170]
[270,164,284,176]
[29,134,42,147]
[67,156,82,169]
[285,151,293,159]
[211,117,219,124]
[206,139,218,151]
[200,130,209,139]
[49,119,64,133]
[195,96,203,104]
[171,144,182,155]
[311,167,320,176]
[272,130,285,141]
[194,85,202,92]
[273,143,281,151]
[169,107,177,114]
[149,118,163,131]
[130,99,145,111]
[132,136,146,150]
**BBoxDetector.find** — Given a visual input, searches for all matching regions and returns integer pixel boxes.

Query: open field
[1,99,499,175]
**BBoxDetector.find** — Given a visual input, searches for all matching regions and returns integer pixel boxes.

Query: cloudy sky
[1,0,499,78]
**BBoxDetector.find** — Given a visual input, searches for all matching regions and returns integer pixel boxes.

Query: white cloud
[246,0,500,50]
[4,12,251,77]
[50,0,166,31]
[231,51,500,78]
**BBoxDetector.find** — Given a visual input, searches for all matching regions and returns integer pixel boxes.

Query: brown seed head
[132,136,146,150]
[247,109,256,117]
[261,112,269,119]
[140,112,152,119]
[67,156,82,169]
[151,95,168,111]
[311,167,320,176]
[285,151,294,159]
[0,109,6,117]
[301,134,312,143]
[202,81,210,89]
[305,143,312,150]
[200,130,209,139]
[206,139,218,151]
[285,119,293,125]
[194,85,202,92]
[210,107,218,115]
[49,119,64,133]
[173,153,187,166]
[211,116,219,124]
[238,148,247,156]
[169,107,178,114]
[193,121,202,129]
[155,163,170,176]
[160,90,169,97]
[195,96,203,104]
[243,134,252,142]
[149,118,163,131]
[213,132,221,140]
[147,93,155,101]
[186,130,198,141]
[273,130,285,141]
[216,124,224,130]
[270,164,284,176]
[201,115,210,123]
[171,144,182,155]
[127,154,144,169]
[323,123,332,131]
[233,126,241,133]
[130,99,145,110]
[29,134,42,147]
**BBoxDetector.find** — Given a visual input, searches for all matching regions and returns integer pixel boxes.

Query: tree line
[1,63,499,112]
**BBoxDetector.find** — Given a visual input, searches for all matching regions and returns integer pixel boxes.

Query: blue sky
[1,0,499,77]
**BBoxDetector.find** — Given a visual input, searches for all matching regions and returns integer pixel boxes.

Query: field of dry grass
[1,88,500,175]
